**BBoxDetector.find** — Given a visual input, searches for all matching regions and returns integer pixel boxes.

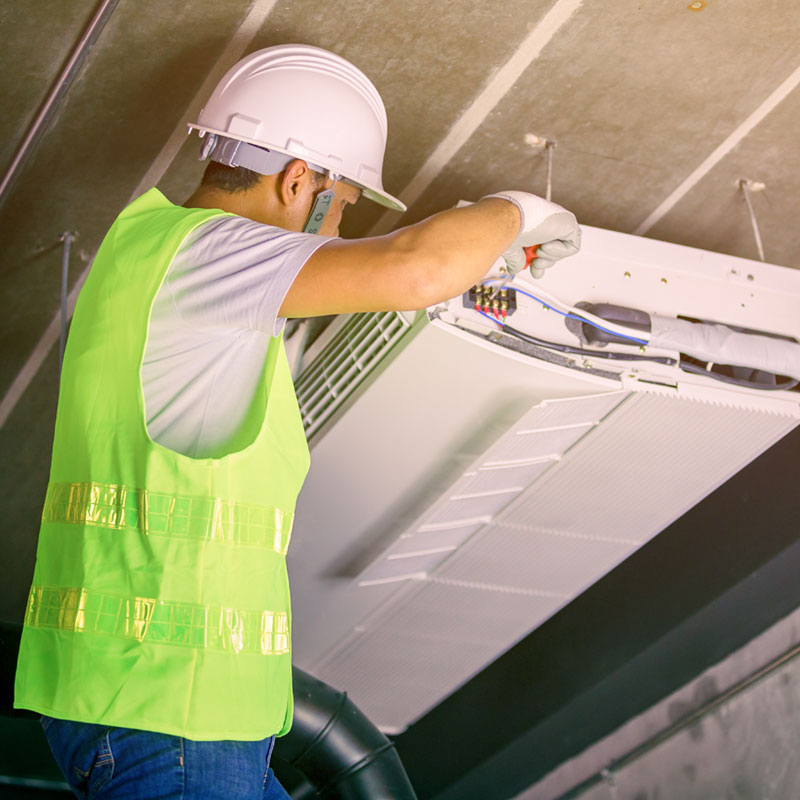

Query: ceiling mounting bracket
[523,134,557,201]
[738,178,767,262]
[545,139,556,202]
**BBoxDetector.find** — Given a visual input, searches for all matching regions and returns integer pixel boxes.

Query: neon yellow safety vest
[14,188,310,740]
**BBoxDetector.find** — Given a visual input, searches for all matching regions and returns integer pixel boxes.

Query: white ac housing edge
[287,225,800,734]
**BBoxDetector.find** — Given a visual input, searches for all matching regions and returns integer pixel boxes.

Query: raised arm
[280,186,582,319]
[279,198,521,318]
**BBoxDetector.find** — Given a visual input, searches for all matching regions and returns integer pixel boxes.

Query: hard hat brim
[188,124,407,214]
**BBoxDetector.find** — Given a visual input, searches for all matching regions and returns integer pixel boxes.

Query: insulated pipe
[0,0,121,211]
[0,624,417,798]
[567,302,800,382]
[649,315,800,381]
[274,668,418,799]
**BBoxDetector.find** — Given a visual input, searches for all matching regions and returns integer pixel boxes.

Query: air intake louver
[294,311,411,438]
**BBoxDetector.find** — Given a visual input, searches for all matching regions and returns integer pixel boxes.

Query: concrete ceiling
[1,0,799,796]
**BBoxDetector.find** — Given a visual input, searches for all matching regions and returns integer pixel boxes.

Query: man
[15,44,580,798]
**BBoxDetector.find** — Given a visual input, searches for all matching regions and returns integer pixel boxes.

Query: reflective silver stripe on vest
[42,482,293,555]
[25,586,290,655]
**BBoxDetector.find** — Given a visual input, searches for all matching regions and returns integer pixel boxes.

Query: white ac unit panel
[288,225,800,734]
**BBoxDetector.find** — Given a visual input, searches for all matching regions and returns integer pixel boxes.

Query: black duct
[0,622,417,799]
[273,668,417,799]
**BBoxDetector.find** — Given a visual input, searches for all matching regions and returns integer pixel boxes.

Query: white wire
[495,277,653,343]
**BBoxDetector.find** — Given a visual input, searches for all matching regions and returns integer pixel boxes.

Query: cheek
[321,207,345,236]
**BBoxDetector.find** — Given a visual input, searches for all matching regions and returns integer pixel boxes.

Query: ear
[280,159,314,206]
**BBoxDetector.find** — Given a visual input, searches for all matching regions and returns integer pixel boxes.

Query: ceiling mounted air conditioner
[287,225,800,734]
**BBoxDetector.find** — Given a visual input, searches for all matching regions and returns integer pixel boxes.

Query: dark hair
[200,159,330,194]
[200,161,262,193]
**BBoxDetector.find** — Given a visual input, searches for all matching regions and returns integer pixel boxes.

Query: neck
[183,180,292,229]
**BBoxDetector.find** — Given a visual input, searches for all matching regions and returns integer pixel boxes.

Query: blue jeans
[41,716,292,799]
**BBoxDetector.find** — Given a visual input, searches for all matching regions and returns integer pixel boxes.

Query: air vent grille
[294,311,411,438]
[312,391,799,732]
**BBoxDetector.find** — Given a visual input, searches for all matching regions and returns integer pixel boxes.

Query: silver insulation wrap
[649,315,800,381]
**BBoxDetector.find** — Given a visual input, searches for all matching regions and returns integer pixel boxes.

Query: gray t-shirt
[141,214,332,458]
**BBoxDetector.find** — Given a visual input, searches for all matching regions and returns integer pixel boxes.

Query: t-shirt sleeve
[164,215,335,336]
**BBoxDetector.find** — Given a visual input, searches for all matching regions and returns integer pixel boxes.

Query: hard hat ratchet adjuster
[199,133,328,178]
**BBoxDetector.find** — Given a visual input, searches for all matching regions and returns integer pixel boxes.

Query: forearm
[383,197,521,307]
[281,198,521,318]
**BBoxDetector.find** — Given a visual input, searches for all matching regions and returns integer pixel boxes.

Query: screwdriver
[487,245,538,300]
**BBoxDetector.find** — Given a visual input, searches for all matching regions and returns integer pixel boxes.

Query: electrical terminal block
[463,284,517,320]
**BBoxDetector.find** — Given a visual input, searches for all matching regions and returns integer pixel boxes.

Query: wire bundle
[474,280,797,390]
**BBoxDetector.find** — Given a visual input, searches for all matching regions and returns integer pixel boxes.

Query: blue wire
[480,283,649,346]
[476,308,504,326]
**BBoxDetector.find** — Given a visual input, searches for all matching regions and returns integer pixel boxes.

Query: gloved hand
[483,190,581,278]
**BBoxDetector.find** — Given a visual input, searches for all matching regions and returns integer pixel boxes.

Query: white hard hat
[188,44,406,212]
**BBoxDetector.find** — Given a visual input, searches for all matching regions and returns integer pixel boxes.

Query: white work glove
[483,191,582,278]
